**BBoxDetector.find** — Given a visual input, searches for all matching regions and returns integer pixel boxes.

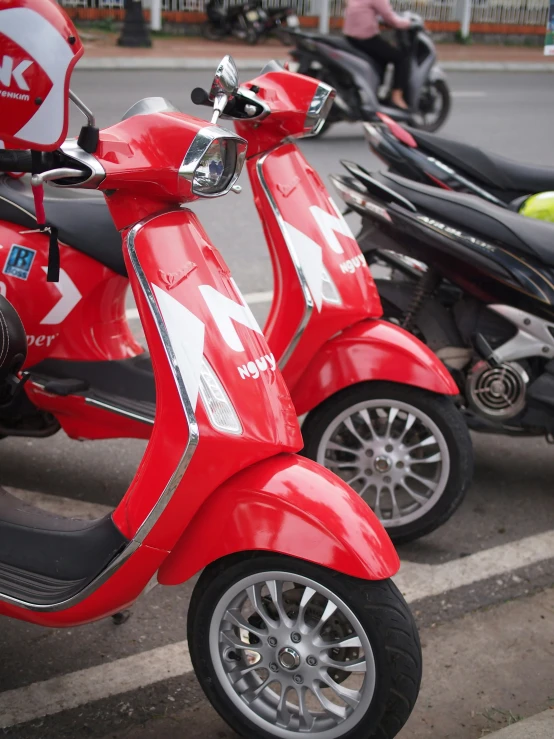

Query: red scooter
[0,66,471,545]
[0,4,422,737]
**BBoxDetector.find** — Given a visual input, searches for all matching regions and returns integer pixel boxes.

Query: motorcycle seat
[0,175,125,277]
[405,127,554,196]
[378,171,554,267]
[297,30,376,64]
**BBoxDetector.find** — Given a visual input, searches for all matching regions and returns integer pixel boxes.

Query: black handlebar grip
[0,150,34,173]
[191,87,211,106]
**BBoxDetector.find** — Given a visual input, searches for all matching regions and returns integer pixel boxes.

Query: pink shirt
[343,0,411,39]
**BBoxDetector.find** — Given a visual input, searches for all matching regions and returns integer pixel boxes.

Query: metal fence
[59,0,551,26]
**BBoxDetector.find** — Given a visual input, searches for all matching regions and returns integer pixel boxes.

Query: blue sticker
[3,244,36,280]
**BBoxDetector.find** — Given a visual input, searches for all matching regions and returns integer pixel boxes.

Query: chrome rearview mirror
[209,55,239,125]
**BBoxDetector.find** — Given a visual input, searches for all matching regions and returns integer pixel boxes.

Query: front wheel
[301,382,473,544]
[410,78,451,132]
[189,553,422,739]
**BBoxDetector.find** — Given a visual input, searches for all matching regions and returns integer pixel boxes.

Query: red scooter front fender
[157,453,399,585]
[291,318,458,417]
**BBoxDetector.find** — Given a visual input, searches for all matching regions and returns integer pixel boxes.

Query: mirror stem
[211,93,228,125]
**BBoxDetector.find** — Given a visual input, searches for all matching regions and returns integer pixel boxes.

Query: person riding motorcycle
[343,0,412,109]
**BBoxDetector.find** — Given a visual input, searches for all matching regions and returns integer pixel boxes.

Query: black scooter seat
[405,127,554,196]
[0,176,125,277]
[295,30,374,64]
[378,171,554,267]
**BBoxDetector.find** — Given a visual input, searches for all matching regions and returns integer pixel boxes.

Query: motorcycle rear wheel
[301,381,473,544]
[189,553,422,739]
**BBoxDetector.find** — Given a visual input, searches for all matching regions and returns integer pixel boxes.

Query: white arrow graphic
[152,284,205,410]
[40,268,82,325]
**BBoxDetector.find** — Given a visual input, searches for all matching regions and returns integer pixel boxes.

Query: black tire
[189,552,422,739]
[301,381,473,544]
[411,79,451,132]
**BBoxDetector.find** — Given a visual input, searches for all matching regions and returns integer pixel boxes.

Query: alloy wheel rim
[316,398,450,528]
[209,571,376,738]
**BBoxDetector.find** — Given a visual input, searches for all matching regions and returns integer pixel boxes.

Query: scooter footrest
[0,560,88,605]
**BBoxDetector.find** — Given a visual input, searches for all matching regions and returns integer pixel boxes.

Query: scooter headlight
[199,357,242,435]
[305,82,335,136]
[180,126,247,198]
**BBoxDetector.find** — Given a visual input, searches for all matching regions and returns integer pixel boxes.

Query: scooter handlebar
[191,86,236,115]
[0,150,34,173]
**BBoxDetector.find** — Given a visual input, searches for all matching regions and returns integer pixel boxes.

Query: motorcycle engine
[466,360,528,420]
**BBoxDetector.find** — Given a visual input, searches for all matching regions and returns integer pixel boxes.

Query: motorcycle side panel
[251,144,383,391]
[291,318,458,416]
[0,222,141,367]
[113,209,302,549]
[407,32,437,109]
[313,41,380,118]
[158,453,400,585]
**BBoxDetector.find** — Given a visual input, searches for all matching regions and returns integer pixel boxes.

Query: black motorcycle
[288,14,450,135]
[257,3,299,44]
[362,116,554,209]
[331,162,554,441]
[202,0,265,44]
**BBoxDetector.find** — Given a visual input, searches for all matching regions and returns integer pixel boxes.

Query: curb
[77,57,554,72]
[485,709,553,738]
[77,57,279,71]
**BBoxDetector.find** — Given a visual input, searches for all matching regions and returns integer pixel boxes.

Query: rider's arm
[373,0,411,29]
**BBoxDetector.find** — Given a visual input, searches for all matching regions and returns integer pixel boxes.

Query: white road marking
[125,289,274,321]
[0,488,552,730]
[394,529,554,602]
[0,641,192,730]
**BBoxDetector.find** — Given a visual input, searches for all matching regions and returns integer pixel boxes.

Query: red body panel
[292,318,458,416]
[0,221,147,439]
[236,71,327,155]
[159,453,399,585]
[112,208,301,546]
[0,227,139,366]
[248,144,383,391]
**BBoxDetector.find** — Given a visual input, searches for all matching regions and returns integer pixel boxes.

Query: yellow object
[519,191,554,223]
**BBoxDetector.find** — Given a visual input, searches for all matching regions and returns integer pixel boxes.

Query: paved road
[0,71,553,738]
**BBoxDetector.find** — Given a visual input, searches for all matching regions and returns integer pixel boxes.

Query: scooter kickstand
[112,609,131,625]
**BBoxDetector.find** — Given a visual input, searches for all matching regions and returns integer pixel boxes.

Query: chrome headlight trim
[305,82,335,136]
[179,124,247,199]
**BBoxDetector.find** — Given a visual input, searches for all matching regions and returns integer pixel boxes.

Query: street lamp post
[118,0,152,47]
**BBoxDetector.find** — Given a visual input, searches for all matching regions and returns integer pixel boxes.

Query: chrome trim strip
[85,397,155,425]
[256,149,313,370]
[0,212,200,611]
[126,217,200,541]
